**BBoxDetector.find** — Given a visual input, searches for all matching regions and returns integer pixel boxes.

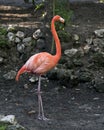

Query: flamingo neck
[51,18,61,60]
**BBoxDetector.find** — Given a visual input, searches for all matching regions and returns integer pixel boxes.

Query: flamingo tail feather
[16,66,26,81]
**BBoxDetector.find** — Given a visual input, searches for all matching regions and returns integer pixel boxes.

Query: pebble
[83,44,91,53]
[29,76,38,83]
[73,34,80,41]
[94,29,104,37]
[0,57,3,63]
[93,97,99,100]
[64,48,78,57]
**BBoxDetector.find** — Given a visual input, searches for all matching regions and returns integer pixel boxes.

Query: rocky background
[1,9,104,93]
[0,0,104,130]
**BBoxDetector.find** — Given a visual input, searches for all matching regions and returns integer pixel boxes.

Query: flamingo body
[16,52,59,81]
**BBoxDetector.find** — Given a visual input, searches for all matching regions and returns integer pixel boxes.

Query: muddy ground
[0,1,104,130]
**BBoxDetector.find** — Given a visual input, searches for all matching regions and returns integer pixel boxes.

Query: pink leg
[37,76,49,120]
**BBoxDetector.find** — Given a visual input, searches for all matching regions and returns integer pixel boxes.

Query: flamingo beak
[60,17,65,23]
[60,17,65,26]
[64,21,66,26]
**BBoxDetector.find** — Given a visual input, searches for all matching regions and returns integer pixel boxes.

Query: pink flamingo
[16,15,65,120]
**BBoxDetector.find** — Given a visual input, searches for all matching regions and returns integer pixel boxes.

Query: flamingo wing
[25,52,56,75]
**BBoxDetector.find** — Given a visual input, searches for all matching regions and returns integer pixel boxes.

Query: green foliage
[34,3,45,12]
[55,0,73,30]
[0,27,7,35]
[0,27,8,47]
[99,0,104,3]
[58,30,71,42]
[51,0,73,53]
[0,124,7,130]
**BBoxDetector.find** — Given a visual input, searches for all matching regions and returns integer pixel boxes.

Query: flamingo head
[53,15,65,24]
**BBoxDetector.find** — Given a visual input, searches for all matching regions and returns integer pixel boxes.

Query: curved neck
[51,18,61,60]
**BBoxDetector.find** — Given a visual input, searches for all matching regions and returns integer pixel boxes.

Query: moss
[0,27,7,35]
[0,27,8,47]
[0,123,8,130]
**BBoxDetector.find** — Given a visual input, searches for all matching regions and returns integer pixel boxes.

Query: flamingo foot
[38,115,50,121]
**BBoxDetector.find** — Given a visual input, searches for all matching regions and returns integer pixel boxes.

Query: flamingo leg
[37,76,49,120]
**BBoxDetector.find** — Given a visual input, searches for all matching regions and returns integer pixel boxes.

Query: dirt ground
[0,1,104,130]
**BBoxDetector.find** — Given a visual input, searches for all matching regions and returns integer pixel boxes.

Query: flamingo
[16,15,65,120]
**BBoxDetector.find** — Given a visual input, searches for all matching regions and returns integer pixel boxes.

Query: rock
[93,72,104,92]
[65,60,74,69]
[15,37,21,43]
[83,44,91,54]
[94,81,104,92]
[7,32,15,42]
[16,31,25,39]
[0,115,5,119]
[73,34,80,41]
[78,47,84,57]
[73,59,83,67]
[7,25,15,31]
[22,37,32,43]
[86,38,93,45]
[94,29,104,38]
[0,57,4,64]
[48,67,78,87]
[64,48,78,57]
[35,0,44,4]
[76,69,93,82]
[47,67,58,80]
[6,124,25,130]
[28,110,36,115]
[79,104,92,110]
[3,70,17,80]
[57,68,78,87]
[33,29,43,39]
[0,115,25,130]
[92,52,104,67]
[17,44,25,53]
[29,76,38,83]
[93,38,104,50]
[36,38,45,50]
[0,115,17,125]
[0,50,8,58]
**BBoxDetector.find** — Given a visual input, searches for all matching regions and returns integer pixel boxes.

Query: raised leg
[37,76,49,120]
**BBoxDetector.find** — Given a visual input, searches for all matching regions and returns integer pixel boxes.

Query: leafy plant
[0,123,8,130]
[34,3,45,12]
[55,0,73,29]
[0,27,8,47]
[0,27,7,35]
[58,30,71,42]
[51,0,73,53]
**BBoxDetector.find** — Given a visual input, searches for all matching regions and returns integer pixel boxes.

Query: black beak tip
[64,21,66,26]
